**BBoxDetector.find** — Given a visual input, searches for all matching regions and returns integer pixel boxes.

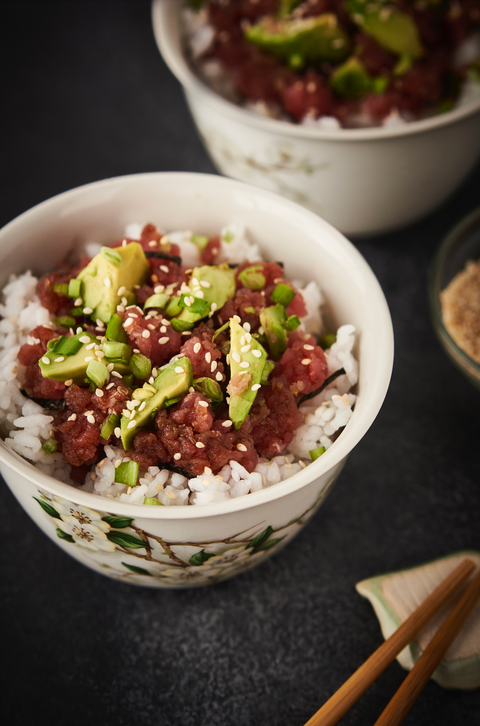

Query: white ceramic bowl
[0,172,393,588]
[152,0,480,237]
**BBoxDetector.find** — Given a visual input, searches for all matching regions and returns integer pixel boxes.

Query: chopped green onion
[86,360,109,388]
[103,340,131,362]
[144,497,163,506]
[320,333,336,349]
[193,377,223,403]
[270,283,296,307]
[101,246,122,265]
[123,374,134,387]
[53,315,76,328]
[106,313,128,343]
[69,308,85,317]
[52,283,69,295]
[100,413,120,440]
[42,438,58,454]
[164,396,182,408]
[286,315,301,331]
[129,353,151,380]
[165,296,182,317]
[171,318,195,332]
[144,293,169,310]
[53,336,83,356]
[244,306,256,314]
[67,278,82,298]
[260,360,275,386]
[238,264,266,291]
[46,338,59,350]
[114,461,139,487]
[309,446,326,461]
[212,321,230,342]
[178,294,209,315]
[191,234,209,250]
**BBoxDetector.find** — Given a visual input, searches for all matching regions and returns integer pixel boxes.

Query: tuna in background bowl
[152,0,480,237]
[0,172,393,588]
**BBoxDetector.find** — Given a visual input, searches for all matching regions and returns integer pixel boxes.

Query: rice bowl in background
[0,173,393,587]
[152,0,480,236]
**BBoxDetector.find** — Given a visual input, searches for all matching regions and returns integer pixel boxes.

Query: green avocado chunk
[38,332,130,385]
[330,56,373,98]
[75,242,149,324]
[245,14,350,65]
[228,318,267,429]
[174,264,236,327]
[259,304,288,360]
[346,0,423,74]
[120,356,193,450]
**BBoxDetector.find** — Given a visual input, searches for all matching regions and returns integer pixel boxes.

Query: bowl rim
[0,171,394,520]
[428,205,480,379]
[152,0,480,143]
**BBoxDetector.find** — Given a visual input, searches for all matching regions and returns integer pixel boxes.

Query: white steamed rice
[0,222,358,506]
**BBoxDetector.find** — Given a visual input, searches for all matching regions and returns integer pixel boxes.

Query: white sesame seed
[245,332,251,342]
[304,344,314,350]
[96,389,104,397]
[237,443,247,452]
[251,383,261,391]
[142,330,150,338]
[139,402,146,411]
[87,415,95,424]
[195,441,205,448]
[160,265,169,274]
[301,358,311,365]
[222,420,233,427]
[127,420,137,429]
[65,379,73,386]
[204,466,212,475]
[241,345,251,353]
[148,240,157,247]
[252,349,262,358]
[193,342,201,354]
[83,307,93,315]
[67,414,77,422]
[54,356,65,363]
[200,280,211,288]
[166,491,177,500]
[211,361,217,372]
[233,315,241,323]
[117,286,126,296]
[41,357,50,365]
[198,400,208,408]
[74,298,83,307]
[216,372,223,381]
[111,371,122,378]
[243,322,251,333]
[86,342,95,350]
[232,352,241,363]
[107,363,114,372]
[175,366,185,374]
[96,351,105,358]
[240,361,250,368]
[124,318,133,328]
[106,382,115,390]
[104,277,111,288]
[205,352,211,363]
[160,326,167,333]
[121,297,128,306]
[174,452,181,460]
[154,284,165,293]
[79,335,90,344]
[159,336,169,344]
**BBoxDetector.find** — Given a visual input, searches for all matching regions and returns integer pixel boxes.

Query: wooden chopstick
[374,567,480,726]
[303,558,476,726]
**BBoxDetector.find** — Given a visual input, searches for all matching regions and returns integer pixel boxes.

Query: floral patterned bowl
[152,0,480,237]
[0,172,393,587]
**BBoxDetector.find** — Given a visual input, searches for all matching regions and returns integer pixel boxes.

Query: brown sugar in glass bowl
[429,206,480,390]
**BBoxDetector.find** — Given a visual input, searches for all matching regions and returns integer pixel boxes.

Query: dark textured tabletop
[1,2,480,725]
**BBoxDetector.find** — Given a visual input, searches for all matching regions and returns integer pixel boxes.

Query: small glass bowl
[428,206,480,390]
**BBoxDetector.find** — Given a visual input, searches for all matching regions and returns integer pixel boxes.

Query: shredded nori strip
[20,389,66,410]
[158,461,192,479]
[297,367,346,407]
[144,251,182,266]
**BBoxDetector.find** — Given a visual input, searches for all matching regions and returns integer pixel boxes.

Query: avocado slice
[228,318,267,429]
[74,242,149,324]
[330,56,373,98]
[120,356,193,450]
[346,0,423,75]
[174,264,236,327]
[244,14,350,66]
[259,304,288,360]
[38,332,130,385]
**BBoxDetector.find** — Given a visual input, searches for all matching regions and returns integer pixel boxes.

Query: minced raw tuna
[2,220,359,506]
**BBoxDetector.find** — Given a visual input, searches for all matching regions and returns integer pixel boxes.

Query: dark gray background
[1,2,479,725]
